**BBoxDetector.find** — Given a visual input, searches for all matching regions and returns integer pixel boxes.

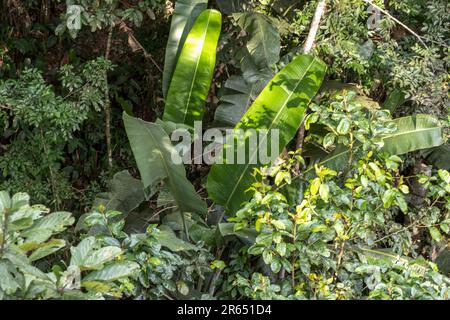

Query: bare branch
[303,0,327,54]
[363,0,428,48]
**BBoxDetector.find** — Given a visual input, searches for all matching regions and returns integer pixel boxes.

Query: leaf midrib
[256,15,271,67]
[139,120,185,212]
[181,10,213,124]
[381,127,441,141]
[224,57,319,210]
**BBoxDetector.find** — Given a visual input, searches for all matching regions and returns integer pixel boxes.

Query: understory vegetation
[0,0,449,300]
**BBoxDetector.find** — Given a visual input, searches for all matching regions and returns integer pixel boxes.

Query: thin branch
[208,247,225,296]
[104,27,114,172]
[303,0,327,54]
[294,0,327,162]
[362,0,428,48]
[119,20,163,73]
[40,129,61,210]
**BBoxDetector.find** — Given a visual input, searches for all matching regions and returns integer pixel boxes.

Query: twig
[104,27,114,172]
[208,268,222,296]
[302,0,327,54]
[208,247,225,296]
[362,0,428,48]
[119,20,163,73]
[373,221,421,244]
[294,0,327,165]
[40,129,61,210]
[148,205,178,222]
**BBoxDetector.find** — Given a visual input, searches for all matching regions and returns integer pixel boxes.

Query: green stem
[0,208,9,256]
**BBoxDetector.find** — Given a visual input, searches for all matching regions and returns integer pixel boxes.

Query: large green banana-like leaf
[382,114,443,155]
[351,246,450,284]
[162,0,208,97]
[216,0,248,14]
[422,144,450,170]
[163,9,222,127]
[303,114,444,174]
[207,55,327,214]
[234,12,281,70]
[214,75,267,126]
[123,113,207,215]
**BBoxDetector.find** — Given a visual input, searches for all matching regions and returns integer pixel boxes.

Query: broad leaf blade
[422,144,450,170]
[93,170,145,215]
[207,55,327,214]
[28,239,66,262]
[83,261,140,282]
[123,113,207,215]
[156,226,198,252]
[381,115,443,155]
[21,211,74,244]
[163,9,222,126]
[307,115,444,173]
[214,75,266,126]
[234,12,281,70]
[162,0,208,97]
[383,89,405,113]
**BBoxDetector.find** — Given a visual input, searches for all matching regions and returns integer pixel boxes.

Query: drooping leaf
[421,144,450,170]
[310,144,351,173]
[238,47,275,84]
[0,261,20,294]
[123,113,207,215]
[93,170,146,215]
[352,246,450,285]
[11,192,30,211]
[155,118,193,137]
[189,223,216,246]
[21,211,74,244]
[234,12,281,70]
[80,246,122,271]
[70,237,96,268]
[28,239,66,262]
[59,265,81,291]
[207,55,327,214]
[218,223,258,244]
[70,237,122,271]
[4,250,51,281]
[302,115,444,175]
[162,0,208,97]
[0,191,11,214]
[383,89,405,113]
[381,115,443,155]
[214,75,267,126]
[156,226,198,252]
[163,9,222,127]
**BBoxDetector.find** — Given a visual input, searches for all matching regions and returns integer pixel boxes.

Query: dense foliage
[0,0,449,300]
